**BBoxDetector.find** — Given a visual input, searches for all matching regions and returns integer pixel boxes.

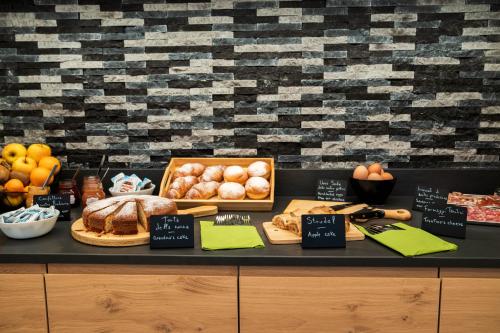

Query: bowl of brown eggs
[350,163,396,204]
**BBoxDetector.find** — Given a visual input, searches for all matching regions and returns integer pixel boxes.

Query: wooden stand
[71,205,218,247]
[71,218,149,247]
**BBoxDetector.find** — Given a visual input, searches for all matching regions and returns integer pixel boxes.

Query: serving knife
[328,202,360,211]
[348,207,412,223]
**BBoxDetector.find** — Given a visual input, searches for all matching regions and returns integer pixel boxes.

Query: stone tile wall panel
[0,0,498,168]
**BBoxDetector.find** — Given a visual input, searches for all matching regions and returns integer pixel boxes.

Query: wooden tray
[159,157,275,211]
[262,199,366,244]
[71,205,218,247]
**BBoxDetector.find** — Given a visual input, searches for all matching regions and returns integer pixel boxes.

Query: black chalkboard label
[316,179,347,202]
[421,204,467,239]
[413,185,449,211]
[301,214,346,248]
[34,194,71,221]
[150,214,194,249]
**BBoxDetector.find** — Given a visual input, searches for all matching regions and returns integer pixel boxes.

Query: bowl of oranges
[350,163,396,204]
[0,143,61,210]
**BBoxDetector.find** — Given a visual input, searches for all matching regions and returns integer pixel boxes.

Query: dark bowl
[349,177,397,205]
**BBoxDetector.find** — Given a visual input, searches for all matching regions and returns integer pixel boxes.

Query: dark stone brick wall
[0,0,499,168]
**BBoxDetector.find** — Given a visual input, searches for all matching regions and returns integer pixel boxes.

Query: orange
[4,178,25,193]
[38,156,61,174]
[30,167,54,186]
[3,194,23,207]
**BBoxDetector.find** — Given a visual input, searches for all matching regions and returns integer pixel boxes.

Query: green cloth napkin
[200,221,265,251]
[356,222,457,257]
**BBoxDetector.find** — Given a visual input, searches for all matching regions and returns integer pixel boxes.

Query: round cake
[82,195,177,235]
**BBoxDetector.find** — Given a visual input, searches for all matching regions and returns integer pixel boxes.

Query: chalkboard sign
[421,204,467,238]
[34,194,71,221]
[413,185,449,211]
[150,214,194,249]
[316,179,347,202]
[301,214,346,248]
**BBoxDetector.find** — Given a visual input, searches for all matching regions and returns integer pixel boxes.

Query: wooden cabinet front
[0,274,47,333]
[45,273,237,333]
[440,277,500,333]
[240,268,440,333]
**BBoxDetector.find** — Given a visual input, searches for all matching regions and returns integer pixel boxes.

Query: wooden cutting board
[71,205,218,247]
[263,200,366,244]
[284,199,367,216]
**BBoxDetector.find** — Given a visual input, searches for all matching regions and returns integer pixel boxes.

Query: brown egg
[367,172,383,181]
[353,165,369,180]
[367,163,382,175]
[381,171,394,180]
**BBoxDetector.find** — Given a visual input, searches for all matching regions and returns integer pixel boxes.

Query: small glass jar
[81,176,105,208]
[26,186,50,208]
[58,179,80,207]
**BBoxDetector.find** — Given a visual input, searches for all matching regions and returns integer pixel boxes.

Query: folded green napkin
[200,221,265,251]
[356,222,457,257]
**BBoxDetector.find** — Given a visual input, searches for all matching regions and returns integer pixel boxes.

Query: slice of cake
[136,197,177,231]
[82,198,120,228]
[87,201,127,233]
[111,201,138,235]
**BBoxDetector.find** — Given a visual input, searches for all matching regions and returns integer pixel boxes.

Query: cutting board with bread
[263,200,412,244]
[71,195,217,247]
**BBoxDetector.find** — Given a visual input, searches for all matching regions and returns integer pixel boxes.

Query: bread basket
[159,158,275,211]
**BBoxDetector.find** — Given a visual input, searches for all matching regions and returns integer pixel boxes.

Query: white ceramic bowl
[109,184,155,197]
[0,209,59,239]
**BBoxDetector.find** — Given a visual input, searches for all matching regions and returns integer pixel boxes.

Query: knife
[329,202,359,211]
[348,207,412,223]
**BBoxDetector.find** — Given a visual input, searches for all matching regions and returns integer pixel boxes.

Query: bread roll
[247,161,271,179]
[165,175,199,199]
[199,165,225,182]
[223,165,248,184]
[185,181,220,199]
[173,163,205,179]
[218,182,246,200]
[245,176,270,199]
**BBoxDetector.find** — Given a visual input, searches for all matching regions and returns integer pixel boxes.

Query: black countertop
[1,195,499,268]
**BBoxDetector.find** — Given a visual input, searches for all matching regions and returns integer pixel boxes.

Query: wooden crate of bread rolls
[159,158,275,211]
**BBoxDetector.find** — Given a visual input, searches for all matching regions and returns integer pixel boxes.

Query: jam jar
[26,186,50,208]
[58,179,80,207]
[81,176,105,208]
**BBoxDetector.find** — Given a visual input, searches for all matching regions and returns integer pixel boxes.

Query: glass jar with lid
[58,179,80,207]
[81,176,105,208]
